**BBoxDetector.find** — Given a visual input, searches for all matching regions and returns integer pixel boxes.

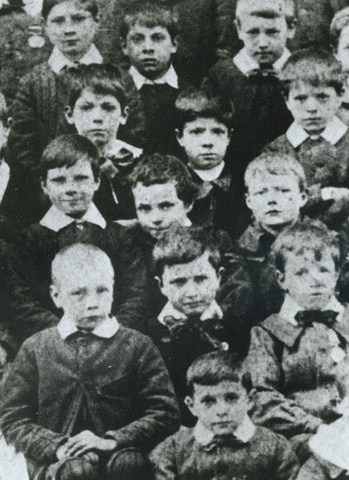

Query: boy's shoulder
[238,221,275,258]
[20,61,56,83]
[151,425,195,455]
[264,133,292,153]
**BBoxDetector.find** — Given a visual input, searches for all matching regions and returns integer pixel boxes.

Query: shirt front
[233,47,291,76]
[48,44,103,74]
[57,315,119,340]
[192,162,225,183]
[194,415,256,446]
[129,64,179,90]
[158,300,223,326]
[286,117,348,148]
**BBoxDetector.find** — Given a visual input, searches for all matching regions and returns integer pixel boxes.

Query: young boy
[205,0,293,178]
[0,243,179,480]
[65,63,143,221]
[129,153,253,322]
[150,351,299,480]
[120,2,187,156]
[6,0,104,227]
[175,87,244,237]
[238,151,308,323]
[247,222,349,462]
[144,225,253,425]
[267,48,349,231]
[11,134,149,336]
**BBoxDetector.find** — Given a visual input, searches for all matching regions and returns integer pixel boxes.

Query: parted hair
[153,225,221,277]
[330,7,349,50]
[271,221,340,273]
[39,134,100,181]
[235,0,287,24]
[130,153,198,206]
[186,351,252,397]
[42,0,99,20]
[280,48,344,96]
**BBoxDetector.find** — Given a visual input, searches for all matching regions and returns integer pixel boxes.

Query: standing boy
[0,243,179,480]
[151,351,299,480]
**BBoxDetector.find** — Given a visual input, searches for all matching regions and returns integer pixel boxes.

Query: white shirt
[48,44,103,74]
[233,47,291,76]
[57,315,119,340]
[40,203,106,232]
[194,415,256,446]
[286,116,348,148]
[129,64,179,90]
[192,163,225,183]
[158,300,223,326]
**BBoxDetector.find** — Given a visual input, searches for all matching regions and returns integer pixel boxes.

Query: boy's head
[331,7,349,72]
[0,92,10,152]
[175,88,233,171]
[121,2,178,80]
[65,64,128,152]
[281,49,344,134]
[130,154,198,239]
[272,222,340,310]
[40,134,100,217]
[185,352,252,435]
[51,243,114,331]
[245,151,307,230]
[153,225,222,318]
[42,0,99,61]
[235,0,288,67]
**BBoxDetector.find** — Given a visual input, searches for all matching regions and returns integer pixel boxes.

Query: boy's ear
[64,106,74,125]
[245,192,253,211]
[50,284,61,308]
[121,38,129,57]
[218,266,225,282]
[154,275,163,288]
[235,19,242,38]
[184,202,194,214]
[176,128,184,146]
[300,190,308,208]
[286,18,297,40]
[120,106,129,126]
[41,179,48,195]
[184,396,195,414]
[171,35,179,54]
[276,270,286,290]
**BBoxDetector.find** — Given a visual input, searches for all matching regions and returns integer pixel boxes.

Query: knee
[107,448,152,480]
[56,452,100,480]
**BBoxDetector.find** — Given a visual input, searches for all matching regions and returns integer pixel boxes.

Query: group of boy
[1,0,349,479]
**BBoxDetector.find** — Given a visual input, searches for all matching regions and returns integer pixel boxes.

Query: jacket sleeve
[247,326,323,437]
[104,335,180,451]
[149,435,178,480]
[0,339,67,464]
[272,434,300,480]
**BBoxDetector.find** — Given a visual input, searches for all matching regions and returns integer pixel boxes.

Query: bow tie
[202,433,246,452]
[248,66,278,78]
[295,310,338,328]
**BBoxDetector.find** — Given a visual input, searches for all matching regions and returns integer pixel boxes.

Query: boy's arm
[247,327,323,437]
[0,339,67,464]
[149,435,178,480]
[273,434,300,480]
[104,335,180,451]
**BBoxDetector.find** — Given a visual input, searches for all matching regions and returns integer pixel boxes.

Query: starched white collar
[48,44,103,74]
[57,315,119,340]
[40,203,106,232]
[286,117,348,148]
[129,64,179,90]
[233,47,291,76]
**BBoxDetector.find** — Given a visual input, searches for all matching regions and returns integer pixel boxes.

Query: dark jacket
[0,325,179,475]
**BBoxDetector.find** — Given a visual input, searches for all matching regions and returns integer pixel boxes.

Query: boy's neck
[259,218,298,236]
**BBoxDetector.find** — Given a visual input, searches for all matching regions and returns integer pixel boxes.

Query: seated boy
[247,222,349,462]
[238,151,308,323]
[150,351,299,480]
[0,243,179,480]
[11,134,149,334]
[144,225,253,425]
[129,153,253,322]
[65,63,143,221]
[175,87,246,237]
[267,48,349,231]
[205,0,293,179]
[120,2,188,156]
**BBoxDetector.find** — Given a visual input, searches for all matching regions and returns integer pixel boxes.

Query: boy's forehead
[127,22,171,37]
[162,251,215,279]
[239,13,286,29]
[75,88,121,107]
[184,117,228,131]
[285,248,335,269]
[248,171,298,189]
[47,0,91,18]
[193,380,243,397]
[289,81,337,96]
[237,0,285,18]
[46,157,94,177]
[133,181,180,202]
[55,259,113,287]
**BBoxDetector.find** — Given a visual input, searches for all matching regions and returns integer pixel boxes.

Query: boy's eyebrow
[169,276,187,284]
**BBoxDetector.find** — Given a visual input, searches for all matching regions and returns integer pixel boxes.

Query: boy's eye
[51,16,65,25]
[225,393,238,403]
[71,289,84,297]
[194,275,208,284]
[79,103,93,112]
[101,103,118,112]
[189,128,205,135]
[201,395,215,406]
[137,204,151,212]
[97,286,109,294]
[74,175,90,182]
[246,28,260,36]
[319,266,330,273]
[296,268,307,276]
[212,127,226,135]
[316,93,330,101]
[50,176,66,184]
[171,278,187,287]
[129,34,145,44]
[71,14,90,23]
[159,202,174,210]
[266,28,279,35]
[294,95,307,102]
[151,33,166,42]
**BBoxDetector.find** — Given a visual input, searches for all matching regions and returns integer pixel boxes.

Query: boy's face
[236,14,288,66]
[277,248,338,310]
[286,82,342,134]
[66,88,127,152]
[41,157,100,217]
[159,251,220,317]
[133,182,192,239]
[185,381,250,435]
[51,262,114,331]
[246,172,307,228]
[335,25,349,72]
[45,1,98,61]
[177,118,230,171]
[122,23,177,80]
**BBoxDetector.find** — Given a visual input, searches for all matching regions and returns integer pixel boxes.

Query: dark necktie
[248,66,278,79]
[202,433,245,452]
[295,310,338,328]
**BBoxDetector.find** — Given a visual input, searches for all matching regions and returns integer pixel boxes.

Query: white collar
[48,44,103,74]
[158,300,223,326]
[233,47,291,76]
[280,294,345,326]
[192,162,225,182]
[104,138,143,158]
[0,161,9,205]
[286,117,348,148]
[40,203,106,232]
[57,315,119,340]
[194,416,256,446]
[129,64,179,90]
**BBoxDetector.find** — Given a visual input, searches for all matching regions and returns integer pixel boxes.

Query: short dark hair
[153,225,221,277]
[39,134,100,180]
[186,351,251,397]
[130,153,198,206]
[120,1,178,40]
[271,221,340,273]
[67,63,128,110]
[42,0,99,20]
[280,48,344,96]
[330,7,349,50]
[175,87,234,132]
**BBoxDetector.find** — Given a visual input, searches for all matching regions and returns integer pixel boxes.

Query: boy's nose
[257,34,269,48]
[142,38,155,52]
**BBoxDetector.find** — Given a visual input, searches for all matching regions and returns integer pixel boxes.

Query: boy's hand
[321,187,349,201]
[60,431,117,458]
